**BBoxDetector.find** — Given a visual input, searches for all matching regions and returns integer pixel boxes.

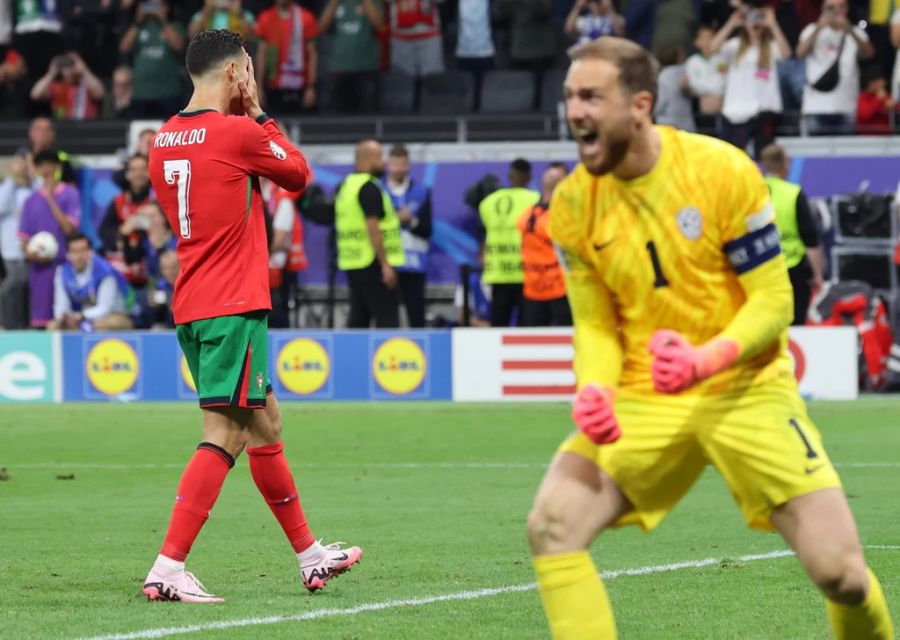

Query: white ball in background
[27,231,60,261]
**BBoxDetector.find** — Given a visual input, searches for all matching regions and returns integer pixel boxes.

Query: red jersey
[256,5,319,89]
[148,111,310,324]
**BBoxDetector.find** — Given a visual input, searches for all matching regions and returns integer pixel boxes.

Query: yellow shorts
[558,384,842,531]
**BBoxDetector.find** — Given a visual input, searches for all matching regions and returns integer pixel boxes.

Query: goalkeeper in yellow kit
[527,37,894,639]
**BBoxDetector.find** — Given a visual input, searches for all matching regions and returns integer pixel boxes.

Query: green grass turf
[0,399,898,639]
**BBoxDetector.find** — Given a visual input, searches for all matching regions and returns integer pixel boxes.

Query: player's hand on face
[381,263,397,288]
[649,330,699,394]
[572,384,621,445]
[238,54,263,119]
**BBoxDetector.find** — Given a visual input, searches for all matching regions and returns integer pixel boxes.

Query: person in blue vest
[385,144,433,328]
[48,232,134,331]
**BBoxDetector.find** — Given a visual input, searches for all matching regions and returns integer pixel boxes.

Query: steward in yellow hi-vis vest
[478,158,540,326]
[528,37,893,640]
[334,140,405,328]
[760,144,824,326]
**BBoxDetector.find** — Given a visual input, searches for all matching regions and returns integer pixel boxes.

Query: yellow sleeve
[714,152,793,360]
[549,173,624,390]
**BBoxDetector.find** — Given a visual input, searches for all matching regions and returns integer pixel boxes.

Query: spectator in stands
[797,0,874,135]
[19,150,80,329]
[48,233,133,331]
[106,65,135,119]
[27,117,76,185]
[62,0,120,80]
[136,202,177,281]
[889,7,900,98]
[654,43,695,132]
[0,149,37,329]
[30,52,105,120]
[388,0,444,76]
[99,154,154,288]
[712,4,789,158]
[147,248,178,329]
[564,0,625,44]
[857,67,897,135]
[319,0,383,114]
[760,144,824,325]
[13,0,63,108]
[120,1,187,119]
[386,144,433,328]
[517,162,570,327]
[455,0,495,92]
[685,24,726,132]
[334,139,403,328]
[0,41,27,117]
[189,0,256,41]
[496,0,556,80]
[255,0,320,114]
[264,178,307,328]
[478,158,540,327]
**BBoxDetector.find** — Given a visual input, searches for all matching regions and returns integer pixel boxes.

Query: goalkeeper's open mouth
[573,129,601,158]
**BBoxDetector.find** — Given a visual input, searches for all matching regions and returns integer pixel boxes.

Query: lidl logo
[86,339,139,396]
[277,338,330,395]
[372,337,426,395]
[181,354,196,392]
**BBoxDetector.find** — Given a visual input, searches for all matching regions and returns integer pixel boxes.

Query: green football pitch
[1,400,898,639]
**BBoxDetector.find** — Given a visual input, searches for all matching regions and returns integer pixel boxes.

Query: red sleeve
[238,116,311,193]
[255,10,271,38]
[303,9,320,40]
[856,93,883,124]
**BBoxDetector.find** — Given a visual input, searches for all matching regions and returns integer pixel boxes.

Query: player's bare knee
[527,501,576,554]
[811,552,868,605]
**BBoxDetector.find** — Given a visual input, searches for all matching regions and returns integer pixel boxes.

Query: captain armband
[723,223,782,275]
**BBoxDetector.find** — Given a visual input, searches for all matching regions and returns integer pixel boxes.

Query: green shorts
[176,310,271,410]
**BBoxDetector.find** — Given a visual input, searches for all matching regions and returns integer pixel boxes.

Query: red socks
[247,441,315,554]
[160,443,234,562]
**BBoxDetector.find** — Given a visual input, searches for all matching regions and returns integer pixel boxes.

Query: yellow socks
[826,568,894,640]
[533,551,617,640]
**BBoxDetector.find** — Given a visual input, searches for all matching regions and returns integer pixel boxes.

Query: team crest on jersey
[256,372,264,392]
[269,140,287,160]
[676,207,703,240]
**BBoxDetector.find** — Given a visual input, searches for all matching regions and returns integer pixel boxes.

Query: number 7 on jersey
[163,159,192,239]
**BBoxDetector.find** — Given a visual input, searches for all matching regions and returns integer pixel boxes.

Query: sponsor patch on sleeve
[723,222,781,274]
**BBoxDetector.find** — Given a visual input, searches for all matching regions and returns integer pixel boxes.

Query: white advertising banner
[452,327,858,401]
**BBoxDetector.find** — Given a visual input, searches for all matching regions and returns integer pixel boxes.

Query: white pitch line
[5,461,900,471]
[77,550,797,640]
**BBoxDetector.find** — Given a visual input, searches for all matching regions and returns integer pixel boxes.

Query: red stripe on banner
[502,360,573,370]
[502,335,573,345]
[503,384,577,395]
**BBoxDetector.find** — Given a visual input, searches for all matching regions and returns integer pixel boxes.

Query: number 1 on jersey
[646,241,669,288]
[163,159,192,239]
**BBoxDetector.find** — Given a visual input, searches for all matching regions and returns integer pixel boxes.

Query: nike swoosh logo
[805,465,824,475]
[593,240,615,251]
[333,553,349,562]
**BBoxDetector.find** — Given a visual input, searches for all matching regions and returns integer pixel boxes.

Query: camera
[213,0,230,9]
[141,1,160,14]
[748,9,764,23]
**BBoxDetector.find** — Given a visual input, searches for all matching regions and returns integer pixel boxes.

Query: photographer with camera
[189,0,256,41]
[710,2,790,158]
[120,1,186,119]
[29,51,105,120]
[797,0,874,136]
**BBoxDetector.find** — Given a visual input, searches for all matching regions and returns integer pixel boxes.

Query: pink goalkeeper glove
[649,330,740,394]
[572,384,621,445]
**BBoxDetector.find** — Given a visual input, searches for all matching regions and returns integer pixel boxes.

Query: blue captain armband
[724,223,782,274]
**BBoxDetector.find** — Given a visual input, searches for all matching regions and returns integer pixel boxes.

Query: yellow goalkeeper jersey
[550,126,795,395]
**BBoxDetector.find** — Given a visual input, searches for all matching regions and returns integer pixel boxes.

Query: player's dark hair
[568,36,659,102]
[389,144,409,159]
[185,29,245,78]
[548,161,569,174]
[66,232,90,248]
[33,149,61,166]
[126,153,147,170]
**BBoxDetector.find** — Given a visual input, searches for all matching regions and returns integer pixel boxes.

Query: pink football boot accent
[142,570,224,603]
[301,541,363,592]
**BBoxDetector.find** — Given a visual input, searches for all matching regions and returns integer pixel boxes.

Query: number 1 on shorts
[164,159,192,239]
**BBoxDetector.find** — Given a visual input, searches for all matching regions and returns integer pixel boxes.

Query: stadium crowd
[0,1,899,134]
[0,0,898,333]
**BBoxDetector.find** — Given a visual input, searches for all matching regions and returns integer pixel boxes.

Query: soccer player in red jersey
[143,30,361,603]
